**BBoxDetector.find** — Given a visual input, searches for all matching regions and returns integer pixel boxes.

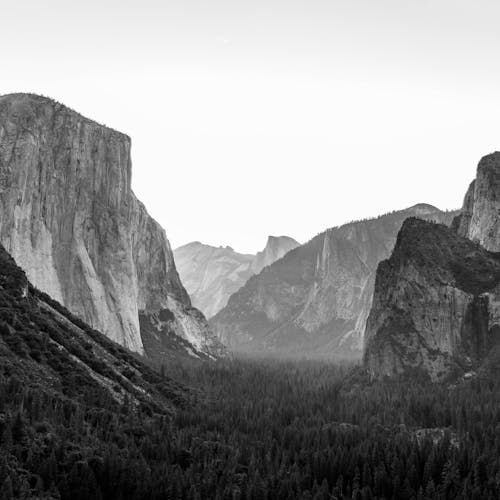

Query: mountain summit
[174,235,299,318]
[365,153,500,380]
[210,205,457,359]
[0,93,223,362]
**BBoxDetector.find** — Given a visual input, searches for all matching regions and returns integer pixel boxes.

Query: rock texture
[364,218,500,381]
[365,152,500,380]
[454,152,500,251]
[251,236,300,274]
[0,93,223,360]
[210,204,457,359]
[174,236,299,318]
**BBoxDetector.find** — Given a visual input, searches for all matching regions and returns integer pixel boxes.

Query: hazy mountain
[365,153,500,380]
[250,236,300,274]
[0,93,223,361]
[174,236,299,318]
[210,204,457,359]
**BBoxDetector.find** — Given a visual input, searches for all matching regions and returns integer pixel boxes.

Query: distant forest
[1,355,500,499]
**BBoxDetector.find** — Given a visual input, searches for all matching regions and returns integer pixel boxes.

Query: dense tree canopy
[1,353,500,499]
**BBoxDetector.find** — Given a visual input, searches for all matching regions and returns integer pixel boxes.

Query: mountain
[364,152,500,380]
[0,241,185,415]
[250,236,300,274]
[0,240,198,497]
[174,235,299,318]
[453,152,500,250]
[363,217,500,380]
[0,93,223,362]
[210,204,457,359]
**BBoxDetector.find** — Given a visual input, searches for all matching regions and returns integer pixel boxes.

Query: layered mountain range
[174,236,299,318]
[364,152,500,380]
[0,93,223,362]
[210,204,457,359]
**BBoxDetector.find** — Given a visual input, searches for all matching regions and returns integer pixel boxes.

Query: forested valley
[2,351,500,499]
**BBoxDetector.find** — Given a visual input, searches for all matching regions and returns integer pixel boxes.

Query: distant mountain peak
[174,236,299,318]
[210,206,458,359]
[407,203,441,213]
[265,235,299,246]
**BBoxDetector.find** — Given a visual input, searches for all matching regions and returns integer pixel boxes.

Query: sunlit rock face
[364,218,500,381]
[251,236,300,274]
[174,236,299,318]
[454,152,500,251]
[211,205,457,359]
[0,93,223,359]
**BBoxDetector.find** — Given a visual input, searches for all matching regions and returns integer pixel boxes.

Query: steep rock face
[364,218,500,381]
[455,152,500,251]
[251,236,300,274]
[0,93,222,359]
[211,205,457,359]
[174,236,299,318]
[173,243,254,318]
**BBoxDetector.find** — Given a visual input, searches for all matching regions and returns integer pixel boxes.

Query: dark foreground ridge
[0,242,185,413]
[0,242,192,497]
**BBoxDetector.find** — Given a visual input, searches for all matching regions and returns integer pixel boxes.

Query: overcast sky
[2,0,500,253]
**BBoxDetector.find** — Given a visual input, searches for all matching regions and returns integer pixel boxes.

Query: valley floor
[2,356,500,499]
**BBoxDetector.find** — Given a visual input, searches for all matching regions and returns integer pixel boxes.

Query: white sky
[2,0,500,253]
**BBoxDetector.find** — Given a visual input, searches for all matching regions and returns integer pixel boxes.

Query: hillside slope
[0,240,186,413]
[211,205,457,359]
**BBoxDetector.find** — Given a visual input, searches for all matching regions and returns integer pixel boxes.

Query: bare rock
[211,205,457,359]
[364,218,500,380]
[0,93,222,359]
[174,236,299,318]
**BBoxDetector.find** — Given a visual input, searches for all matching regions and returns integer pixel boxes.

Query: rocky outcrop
[211,205,457,359]
[173,243,254,318]
[454,152,500,251]
[174,236,299,318]
[364,152,500,380]
[364,218,500,381]
[251,236,300,274]
[0,93,223,359]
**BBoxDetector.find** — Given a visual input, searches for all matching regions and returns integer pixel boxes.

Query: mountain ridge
[0,240,186,414]
[364,152,500,380]
[174,235,299,318]
[210,204,458,359]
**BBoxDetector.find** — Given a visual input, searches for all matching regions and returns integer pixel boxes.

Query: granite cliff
[211,204,456,359]
[251,236,300,275]
[0,93,223,361]
[453,152,500,250]
[365,152,500,380]
[174,235,299,318]
[363,218,500,380]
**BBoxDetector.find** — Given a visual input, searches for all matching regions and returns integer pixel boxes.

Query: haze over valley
[3,1,500,498]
